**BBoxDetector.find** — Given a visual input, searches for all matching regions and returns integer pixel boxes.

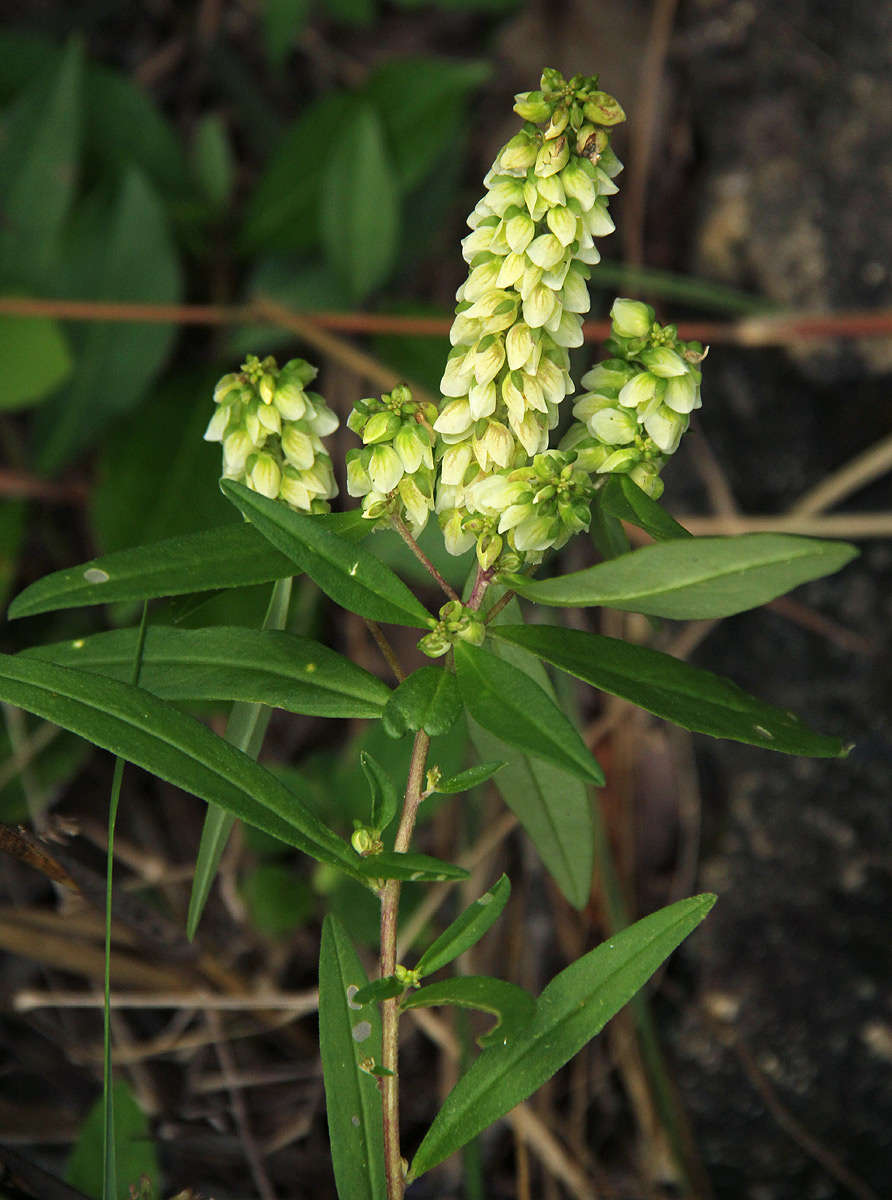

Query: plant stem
[483,588,515,625]
[467,565,495,611]
[365,619,406,683]
[391,515,460,603]
[379,728,431,1199]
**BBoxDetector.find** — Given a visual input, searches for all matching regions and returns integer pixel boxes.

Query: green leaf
[242,864,313,936]
[23,625,391,719]
[598,475,692,542]
[454,642,604,785]
[360,750,399,833]
[35,169,182,471]
[408,894,716,1180]
[319,914,386,1200]
[433,761,505,795]
[589,501,630,561]
[490,624,848,758]
[382,667,461,738]
[352,976,405,1006]
[364,58,490,192]
[507,534,859,619]
[67,1078,159,1200]
[402,976,536,1048]
[7,511,364,618]
[416,875,511,978]
[0,314,72,411]
[222,480,433,628]
[0,653,361,877]
[319,101,399,301]
[192,113,234,212]
[324,0,376,25]
[356,851,469,883]
[0,39,83,287]
[263,0,311,71]
[240,90,353,253]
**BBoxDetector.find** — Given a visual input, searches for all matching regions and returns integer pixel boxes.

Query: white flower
[643,403,688,454]
[440,442,473,486]
[223,430,253,474]
[273,380,307,420]
[368,445,404,494]
[505,321,536,370]
[523,283,557,328]
[281,425,315,470]
[545,205,578,246]
[434,398,473,436]
[440,351,474,397]
[526,232,564,270]
[469,379,498,419]
[561,266,591,313]
[203,406,229,442]
[589,406,638,445]
[663,371,701,414]
[249,453,281,499]
[618,371,660,409]
[506,211,535,254]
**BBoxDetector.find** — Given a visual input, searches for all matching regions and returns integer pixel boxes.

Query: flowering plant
[2,68,854,1199]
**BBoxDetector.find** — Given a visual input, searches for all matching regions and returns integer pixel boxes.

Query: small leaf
[0,653,362,878]
[222,479,433,628]
[491,624,848,758]
[319,915,386,1200]
[352,976,405,1006]
[319,101,399,301]
[7,511,365,618]
[402,976,536,1048]
[507,534,858,620]
[416,875,510,978]
[433,761,505,794]
[24,625,391,719]
[360,750,399,833]
[589,501,631,561]
[0,315,72,411]
[242,864,313,937]
[598,474,692,542]
[382,666,461,738]
[67,1079,159,1200]
[193,113,234,212]
[356,851,469,883]
[408,894,716,1181]
[263,0,311,71]
[454,642,604,785]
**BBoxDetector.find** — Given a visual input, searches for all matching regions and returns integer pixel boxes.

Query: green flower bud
[499,130,539,171]
[540,68,566,96]
[362,410,402,445]
[257,403,281,435]
[512,514,558,552]
[583,91,626,126]
[258,372,276,406]
[204,406,230,442]
[638,347,688,378]
[522,282,557,329]
[596,446,640,474]
[560,160,596,210]
[394,963,421,988]
[213,373,241,404]
[434,398,473,437]
[581,358,637,395]
[279,358,317,388]
[610,297,654,340]
[505,211,535,254]
[476,531,503,571]
[418,629,452,658]
[457,612,486,646]
[351,827,383,857]
[628,461,665,500]
[398,476,432,532]
[513,90,554,123]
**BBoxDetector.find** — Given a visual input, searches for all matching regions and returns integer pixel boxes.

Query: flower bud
[581,358,636,395]
[610,297,654,340]
[394,423,425,474]
[434,398,473,437]
[628,461,665,500]
[398,476,432,531]
[280,358,317,388]
[560,160,596,210]
[583,91,626,126]
[505,211,535,254]
[472,335,506,386]
[638,347,688,378]
[596,447,640,474]
[258,372,276,406]
[476,530,503,571]
[522,283,557,329]
[513,90,554,123]
[513,514,558,552]
[257,403,281,435]
[362,410,402,445]
[418,628,452,658]
[213,373,241,404]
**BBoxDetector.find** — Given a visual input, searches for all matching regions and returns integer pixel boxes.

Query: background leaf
[319,101,399,301]
[67,1078,160,1200]
[454,642,604,784]
[0,315,72,411]
[263,0,311,71]
[242,863,313,937]
[508,534,858,619]
[192,113,234,213]
[416,875,511,978]
[408,894,716,1180]
[401,976,536,1047]
[319,914,386,1200]
[491,623,848,757]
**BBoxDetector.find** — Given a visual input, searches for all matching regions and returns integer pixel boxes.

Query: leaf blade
[598,474,692,542]
[401,976,536,1048]
[416,875,511,978]
[382,666,461,738]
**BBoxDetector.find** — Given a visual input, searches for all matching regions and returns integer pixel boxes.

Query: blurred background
[0,1,890,1197]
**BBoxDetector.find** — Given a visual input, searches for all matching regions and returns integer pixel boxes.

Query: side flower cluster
[345,385,438,536]
[561,298,706,500]
[204,354,339,512]
[435,68,626,560]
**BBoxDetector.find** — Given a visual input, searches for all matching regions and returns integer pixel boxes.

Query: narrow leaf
[0,653,361,878]
[491,624,848,758]
[360,751,399,833]
[433,761,505,795]
[454,642,604,785]
[7,511,365,618]
[352,976,405,1006]
[416,875,511,978]
[356,851,469,883]
[382,667,461,738]
[507,534,858,619]
[223,480,433,628]
[408,894,716,1180]
[319,915,386,1200]
[401,976,536,1048]
[598,474,692,542]
[67,1079,159,1200]
[23,625,391,719]
[320,101,398,301]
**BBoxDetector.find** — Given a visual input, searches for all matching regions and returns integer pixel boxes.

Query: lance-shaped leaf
[351,976,406,1007]
[223,480,433,628]
[401,977,536,1048]
[506,534,858,620]
[598,474,692,542]
[432,761,505,795]
[382,667,461,738]
[360,751,399,834]
[7,511,365,619]
[319,915,386,1200]
[0,653,361,878]
[22,626,391,719]
[454,642,604,785]
[356,851,469,883]
[415,875,511,978]
[491,624,848,758]
[408,894,716,1181]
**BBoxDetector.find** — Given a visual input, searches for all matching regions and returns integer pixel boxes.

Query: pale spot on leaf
[349,562,359,577]
[83,567,110,584]
[476,891,494,906]
[346,984,362,1011]
[352,1020,372,1043]
[753,725,774,739]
